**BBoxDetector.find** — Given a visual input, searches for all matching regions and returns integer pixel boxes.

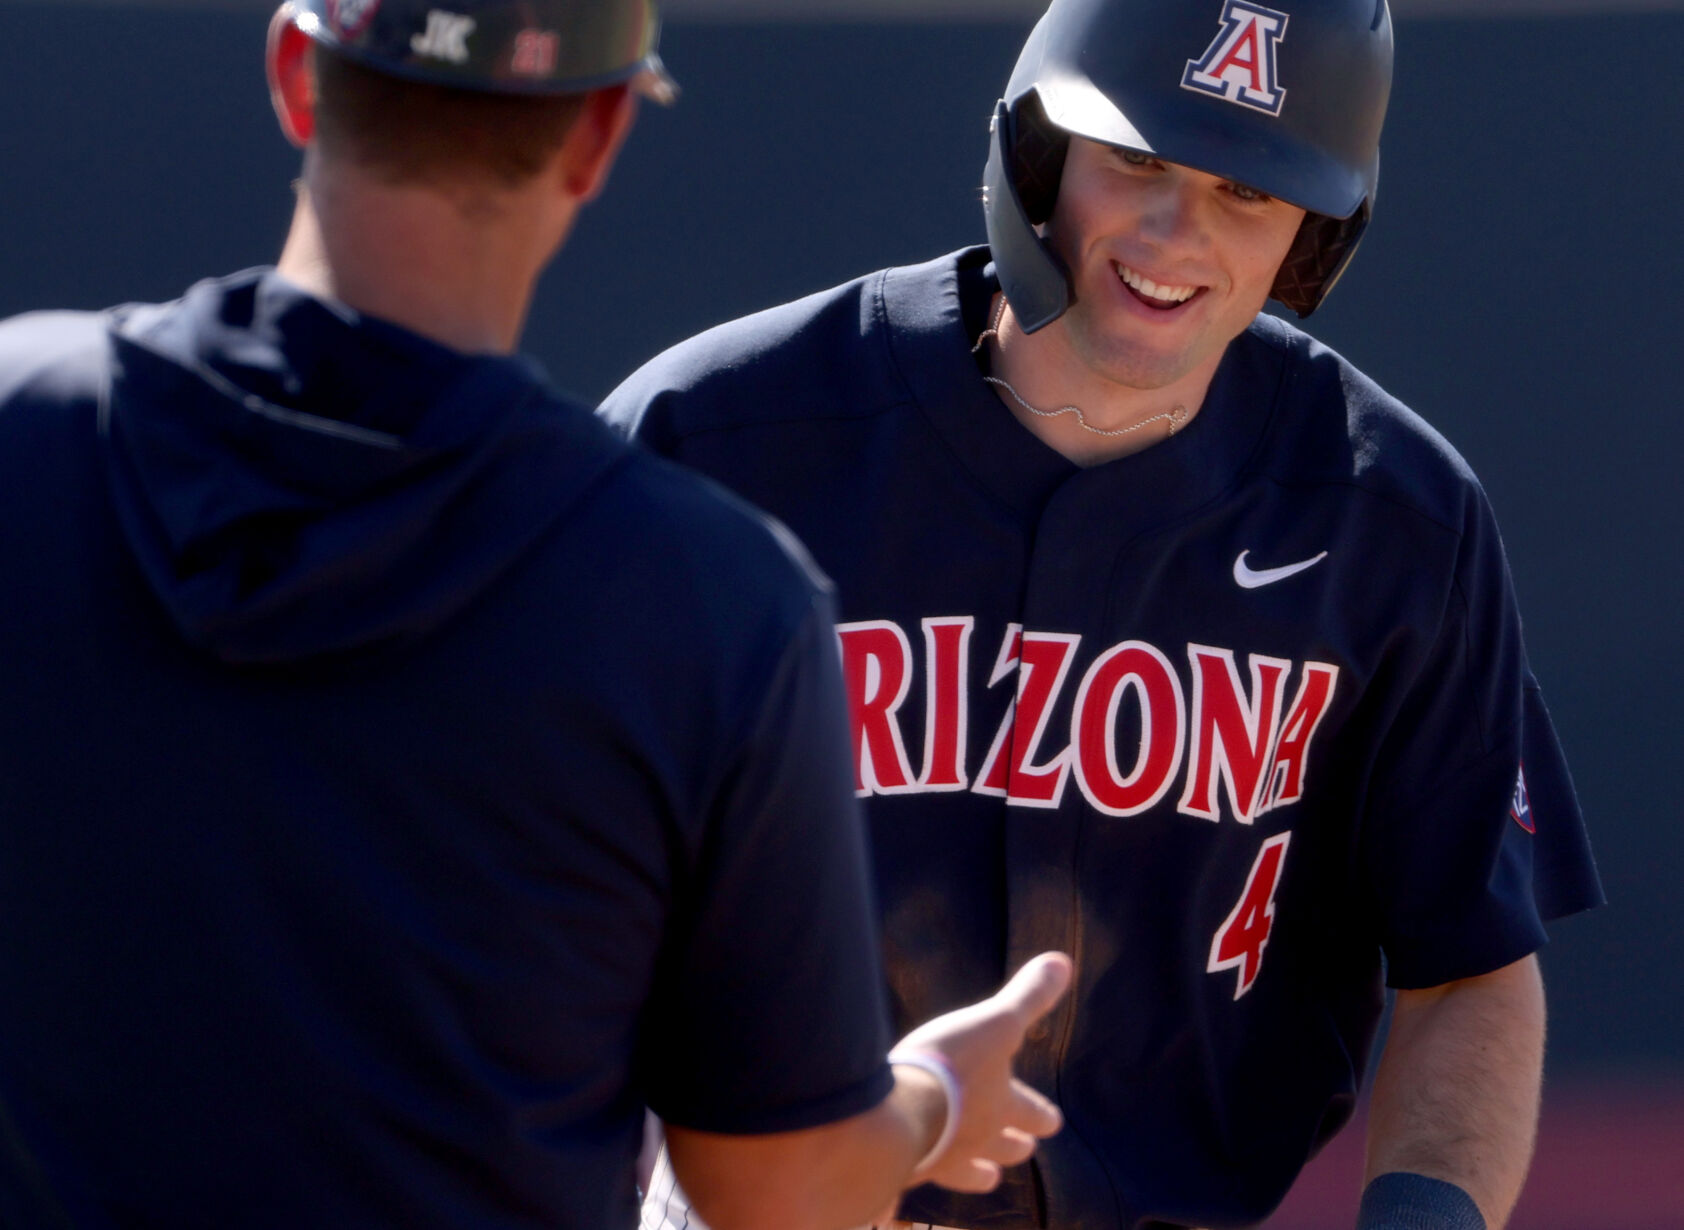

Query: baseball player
[601,0,1604,1227]
[0,2,1074,1226]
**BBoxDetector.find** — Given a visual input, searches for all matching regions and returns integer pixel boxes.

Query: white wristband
[888,1048,961,1174]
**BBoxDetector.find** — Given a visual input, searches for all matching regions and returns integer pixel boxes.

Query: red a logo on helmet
[1182,1,1291,117]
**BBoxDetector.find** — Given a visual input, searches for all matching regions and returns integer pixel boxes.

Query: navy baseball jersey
[600,247,1603,1229]
[0,270,893,1227]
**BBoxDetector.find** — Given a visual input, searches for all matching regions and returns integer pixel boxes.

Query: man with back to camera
[0,2,1078,1226]
[602,1,1604,1227]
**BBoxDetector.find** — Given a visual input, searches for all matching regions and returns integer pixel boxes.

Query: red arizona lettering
[973,624,1023,797]
[1072,641,1186,817]
[835,621,917,796]
[1004,632,1080,808]
[838,618,1338,819]
[917,617,973,790]
[1179,646,1291,824]
[1258,661,1338,814]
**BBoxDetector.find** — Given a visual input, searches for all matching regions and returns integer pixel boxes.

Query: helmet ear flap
[1272,204,1370,317]
[983,94,1074,334]
[1011,92,1070,226]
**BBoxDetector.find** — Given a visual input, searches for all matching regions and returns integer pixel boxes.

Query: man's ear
[267,5,316,148]
[559,84,639,204]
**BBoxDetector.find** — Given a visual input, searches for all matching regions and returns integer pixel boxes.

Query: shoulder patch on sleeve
[1509,763,1534,833]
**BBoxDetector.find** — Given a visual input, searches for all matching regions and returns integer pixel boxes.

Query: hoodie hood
[101,269,625,663]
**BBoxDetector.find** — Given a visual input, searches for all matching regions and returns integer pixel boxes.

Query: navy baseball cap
[291,0,677,102]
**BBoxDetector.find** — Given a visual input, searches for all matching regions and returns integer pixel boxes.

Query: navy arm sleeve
[636,594,896,1134]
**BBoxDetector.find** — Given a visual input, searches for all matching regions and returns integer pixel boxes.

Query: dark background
[3,3,1679,1223]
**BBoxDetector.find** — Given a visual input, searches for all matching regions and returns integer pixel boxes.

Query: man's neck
[275,165,562,356]
[985,294,1220,467]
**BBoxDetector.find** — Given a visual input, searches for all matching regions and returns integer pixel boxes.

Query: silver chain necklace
[972,296,1187,439]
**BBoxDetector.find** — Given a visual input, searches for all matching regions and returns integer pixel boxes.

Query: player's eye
[1226,180,1273,203]
[1118,149,1162,170]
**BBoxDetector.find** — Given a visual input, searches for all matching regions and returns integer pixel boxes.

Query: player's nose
[1134,169,1209,251]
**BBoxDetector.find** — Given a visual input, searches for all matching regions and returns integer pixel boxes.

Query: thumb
[991,952,1073,1032]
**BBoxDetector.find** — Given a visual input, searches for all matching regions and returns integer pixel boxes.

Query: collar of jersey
[878,246,1287,531]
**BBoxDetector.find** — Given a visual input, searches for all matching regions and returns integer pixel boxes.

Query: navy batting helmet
[290,0,676,101]
[983,0,1393,328]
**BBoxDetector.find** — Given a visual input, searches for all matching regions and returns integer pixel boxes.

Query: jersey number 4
[1208,832,1291,999]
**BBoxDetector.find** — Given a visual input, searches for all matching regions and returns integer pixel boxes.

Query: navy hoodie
[0,270,892,1228]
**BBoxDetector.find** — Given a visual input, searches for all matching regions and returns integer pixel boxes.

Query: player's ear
[558,84,639,204]
[266,4,316,148]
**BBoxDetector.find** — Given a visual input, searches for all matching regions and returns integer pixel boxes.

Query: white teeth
[1119,265,1197,304]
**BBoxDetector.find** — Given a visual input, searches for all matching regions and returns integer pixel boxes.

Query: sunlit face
[1041,136,1307,393]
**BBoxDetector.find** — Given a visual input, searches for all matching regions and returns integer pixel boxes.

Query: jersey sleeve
[597,351,696,460]
[1359,491,1603,990]
[636,592,896,1134]
[596,380,653,444]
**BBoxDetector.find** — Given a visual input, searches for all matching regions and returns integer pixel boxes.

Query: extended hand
[892,952,1073,1193]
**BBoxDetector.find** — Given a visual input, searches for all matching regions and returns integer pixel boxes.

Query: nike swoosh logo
[1233,549,1329,589]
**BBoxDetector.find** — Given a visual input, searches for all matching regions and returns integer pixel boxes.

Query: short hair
[310,48,588,190]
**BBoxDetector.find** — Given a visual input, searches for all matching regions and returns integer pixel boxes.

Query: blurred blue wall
[3,5,1678,1081]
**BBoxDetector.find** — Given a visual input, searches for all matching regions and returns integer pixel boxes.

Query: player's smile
[1115,262,1201,310]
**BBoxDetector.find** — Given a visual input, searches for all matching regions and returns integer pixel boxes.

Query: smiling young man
[602,1,1602,1228]
[983,138,1309,466]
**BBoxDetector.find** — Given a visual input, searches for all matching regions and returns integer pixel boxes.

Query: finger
[990,1125,1040,1168]
[1007,1079,1064,1137]
[944,1156,1003,1194]
[991,951,1073,1030]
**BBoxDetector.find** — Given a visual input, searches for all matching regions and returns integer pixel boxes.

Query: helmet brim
[1033,74,1371,221]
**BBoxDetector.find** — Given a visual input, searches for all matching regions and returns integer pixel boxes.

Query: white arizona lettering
[1181,0,1291,117]
[838,617,1339,825]
[411,10,476,64]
